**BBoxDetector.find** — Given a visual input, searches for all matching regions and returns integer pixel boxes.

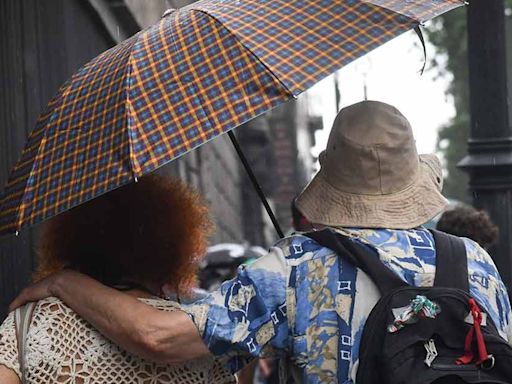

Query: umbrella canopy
[0,0,463,235]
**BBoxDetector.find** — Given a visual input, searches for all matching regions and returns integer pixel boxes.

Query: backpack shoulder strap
[430,229,469,292]
[14,302,36,383]
[305,229,407,295]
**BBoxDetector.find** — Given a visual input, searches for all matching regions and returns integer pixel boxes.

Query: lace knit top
[0,297,235,383]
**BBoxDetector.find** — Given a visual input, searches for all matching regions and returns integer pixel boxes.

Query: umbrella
[0,0,464,236]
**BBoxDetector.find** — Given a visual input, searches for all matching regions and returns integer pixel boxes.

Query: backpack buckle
[479,354,495,371]
[424,339,438,367]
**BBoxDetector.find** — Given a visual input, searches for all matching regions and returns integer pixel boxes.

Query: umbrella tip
[162,8,176,18]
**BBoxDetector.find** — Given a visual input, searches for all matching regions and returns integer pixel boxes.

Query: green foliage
[426,7,470,202]
[426,1,512,203]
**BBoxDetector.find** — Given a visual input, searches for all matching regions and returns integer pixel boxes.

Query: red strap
[457,325,475,365]
[471,299,490,364]
[457,299,489,365]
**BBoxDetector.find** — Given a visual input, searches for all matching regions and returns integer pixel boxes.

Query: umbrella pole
[227,130,284,239]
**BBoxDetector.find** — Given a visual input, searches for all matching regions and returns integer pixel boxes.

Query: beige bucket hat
[296,100,448,229]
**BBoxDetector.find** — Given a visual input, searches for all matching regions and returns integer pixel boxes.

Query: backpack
[306,229,512,384]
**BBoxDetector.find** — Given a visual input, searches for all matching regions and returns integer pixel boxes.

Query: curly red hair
[35,175,213,294]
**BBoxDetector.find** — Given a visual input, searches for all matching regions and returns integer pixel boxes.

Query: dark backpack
[306,229,512,384]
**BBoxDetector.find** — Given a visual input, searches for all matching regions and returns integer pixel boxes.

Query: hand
[8,270,69,311]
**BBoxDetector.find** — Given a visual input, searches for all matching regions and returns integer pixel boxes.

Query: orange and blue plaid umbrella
[0,0,463,235]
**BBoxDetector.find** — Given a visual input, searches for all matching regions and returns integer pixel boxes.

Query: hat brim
[296,154,448,229]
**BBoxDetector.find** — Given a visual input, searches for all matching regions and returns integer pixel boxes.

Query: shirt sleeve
[182,246,290,373]
[0,311,21,379]
[464,238,512,343]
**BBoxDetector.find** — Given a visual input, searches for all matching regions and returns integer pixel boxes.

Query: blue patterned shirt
[183,228,512,383]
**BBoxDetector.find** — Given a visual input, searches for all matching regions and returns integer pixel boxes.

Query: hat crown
[321,100,419,195]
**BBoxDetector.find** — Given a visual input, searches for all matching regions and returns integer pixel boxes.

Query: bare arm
[0,366,20,384]
[9,271,209,364]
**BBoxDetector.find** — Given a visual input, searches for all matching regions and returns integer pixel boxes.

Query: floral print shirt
[183,228,512,383]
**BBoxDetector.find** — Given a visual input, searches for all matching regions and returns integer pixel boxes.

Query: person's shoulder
[335,227,435,249]
[4,297,82,336]
[461,235,490,258]
[28,296,78,317]
[36,295,69,305]
[272,232,310,249]
[460,236,502,277]
[229,233,329,282]
[271,232,338,263]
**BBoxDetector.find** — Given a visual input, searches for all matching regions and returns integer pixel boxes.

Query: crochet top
[0,297,235,383]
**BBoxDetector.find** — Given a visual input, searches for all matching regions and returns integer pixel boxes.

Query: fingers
[8,278,52,312]
[8,287,31,311]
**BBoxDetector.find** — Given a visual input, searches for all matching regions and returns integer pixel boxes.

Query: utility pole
[459,0,512,287]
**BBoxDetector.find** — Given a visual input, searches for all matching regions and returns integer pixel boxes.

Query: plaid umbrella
[0,0,463,235]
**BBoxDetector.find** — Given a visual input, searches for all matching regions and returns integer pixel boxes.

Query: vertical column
[459,0,512,287]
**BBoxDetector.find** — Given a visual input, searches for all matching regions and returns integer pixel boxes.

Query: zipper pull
[424,339,438,367]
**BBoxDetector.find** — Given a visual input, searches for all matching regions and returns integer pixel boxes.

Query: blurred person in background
[436,204,499,250]
[199,243,265,292]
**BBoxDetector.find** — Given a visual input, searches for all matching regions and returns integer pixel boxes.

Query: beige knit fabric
[0,297,235,384]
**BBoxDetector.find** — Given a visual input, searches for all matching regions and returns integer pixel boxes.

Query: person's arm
[0,365,20,384]
[9,270,209,364]
[180,245,291,373]
[463,238,512,343]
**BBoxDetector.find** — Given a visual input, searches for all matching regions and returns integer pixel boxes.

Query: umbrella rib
[13,83,74,233]
[182,8,290,238]
[125,40,145,181]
